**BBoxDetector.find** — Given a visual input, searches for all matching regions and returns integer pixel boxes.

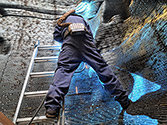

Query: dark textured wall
[0,0,167,125]
[0,0,68,122]
[95,0,167,124]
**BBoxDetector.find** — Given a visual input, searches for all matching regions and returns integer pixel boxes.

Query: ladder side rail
[13,45,39,124]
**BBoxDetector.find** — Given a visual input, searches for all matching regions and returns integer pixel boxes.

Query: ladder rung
[35,56,58,62]
[30,71,54,77]
[16,116,54,123]
[38,45,61,50]
[24,90,48,97]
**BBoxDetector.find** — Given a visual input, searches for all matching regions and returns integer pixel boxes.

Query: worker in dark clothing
[44,9,130,118]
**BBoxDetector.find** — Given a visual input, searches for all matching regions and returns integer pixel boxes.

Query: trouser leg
[44,45,81,111]
[82,41,128,104]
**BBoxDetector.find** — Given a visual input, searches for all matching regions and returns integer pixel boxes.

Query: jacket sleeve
[53,24,63,42]
[83,19,93,37]
[86,23,93,36]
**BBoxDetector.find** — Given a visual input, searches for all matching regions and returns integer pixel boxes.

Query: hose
[27,94,47,125]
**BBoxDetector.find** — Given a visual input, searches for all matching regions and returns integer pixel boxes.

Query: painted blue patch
[124,111,158,125]
[129,73,161,102]
[75,1,102,37]
[75,1,98,20]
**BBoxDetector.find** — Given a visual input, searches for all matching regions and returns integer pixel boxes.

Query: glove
[57,9,75,27]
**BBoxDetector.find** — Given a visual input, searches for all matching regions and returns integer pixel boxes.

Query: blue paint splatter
[124,111,158,125]
[75,1,98,20]
[129,73,161,102]
[75,1,102,37]
[124,73,160,124]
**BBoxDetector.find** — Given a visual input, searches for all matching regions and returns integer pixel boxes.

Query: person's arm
[53,24,63,42]
[83,19,93,37]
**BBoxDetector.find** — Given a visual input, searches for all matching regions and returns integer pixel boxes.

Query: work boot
[115,96,131,110]
[45,109,60,119]
[121,98,131,110]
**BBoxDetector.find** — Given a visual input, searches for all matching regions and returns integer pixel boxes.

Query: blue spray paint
[129,73,161,102]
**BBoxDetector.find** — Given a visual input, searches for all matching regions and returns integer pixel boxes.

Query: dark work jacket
[53,14,94,48]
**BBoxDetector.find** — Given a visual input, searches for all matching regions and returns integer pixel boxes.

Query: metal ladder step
[38,45,61,50]
[30,71,54,77]
[16,116,54,124]
[35,56,58,62]
[13,42,64,125]
[24,90,48,97]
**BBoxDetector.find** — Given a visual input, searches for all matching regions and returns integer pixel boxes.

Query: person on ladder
[44,9,131,118]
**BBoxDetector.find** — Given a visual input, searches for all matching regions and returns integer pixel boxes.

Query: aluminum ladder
[13,41,65,125]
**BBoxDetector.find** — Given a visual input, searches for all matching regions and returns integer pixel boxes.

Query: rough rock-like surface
[0,0,167,124]
[95,0,167,124]
[0,0,80,123]
[0,0,65,121]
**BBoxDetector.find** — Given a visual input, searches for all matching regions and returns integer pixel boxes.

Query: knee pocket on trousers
[58,48,75,63]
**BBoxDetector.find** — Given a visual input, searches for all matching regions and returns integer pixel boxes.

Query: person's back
[66,15,86,25]
[54,14,93,45]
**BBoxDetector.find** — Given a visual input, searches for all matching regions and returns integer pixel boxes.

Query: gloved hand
[57,9,75,27]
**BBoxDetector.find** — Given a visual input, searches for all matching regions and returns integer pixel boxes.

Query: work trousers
[44,34,128,111]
